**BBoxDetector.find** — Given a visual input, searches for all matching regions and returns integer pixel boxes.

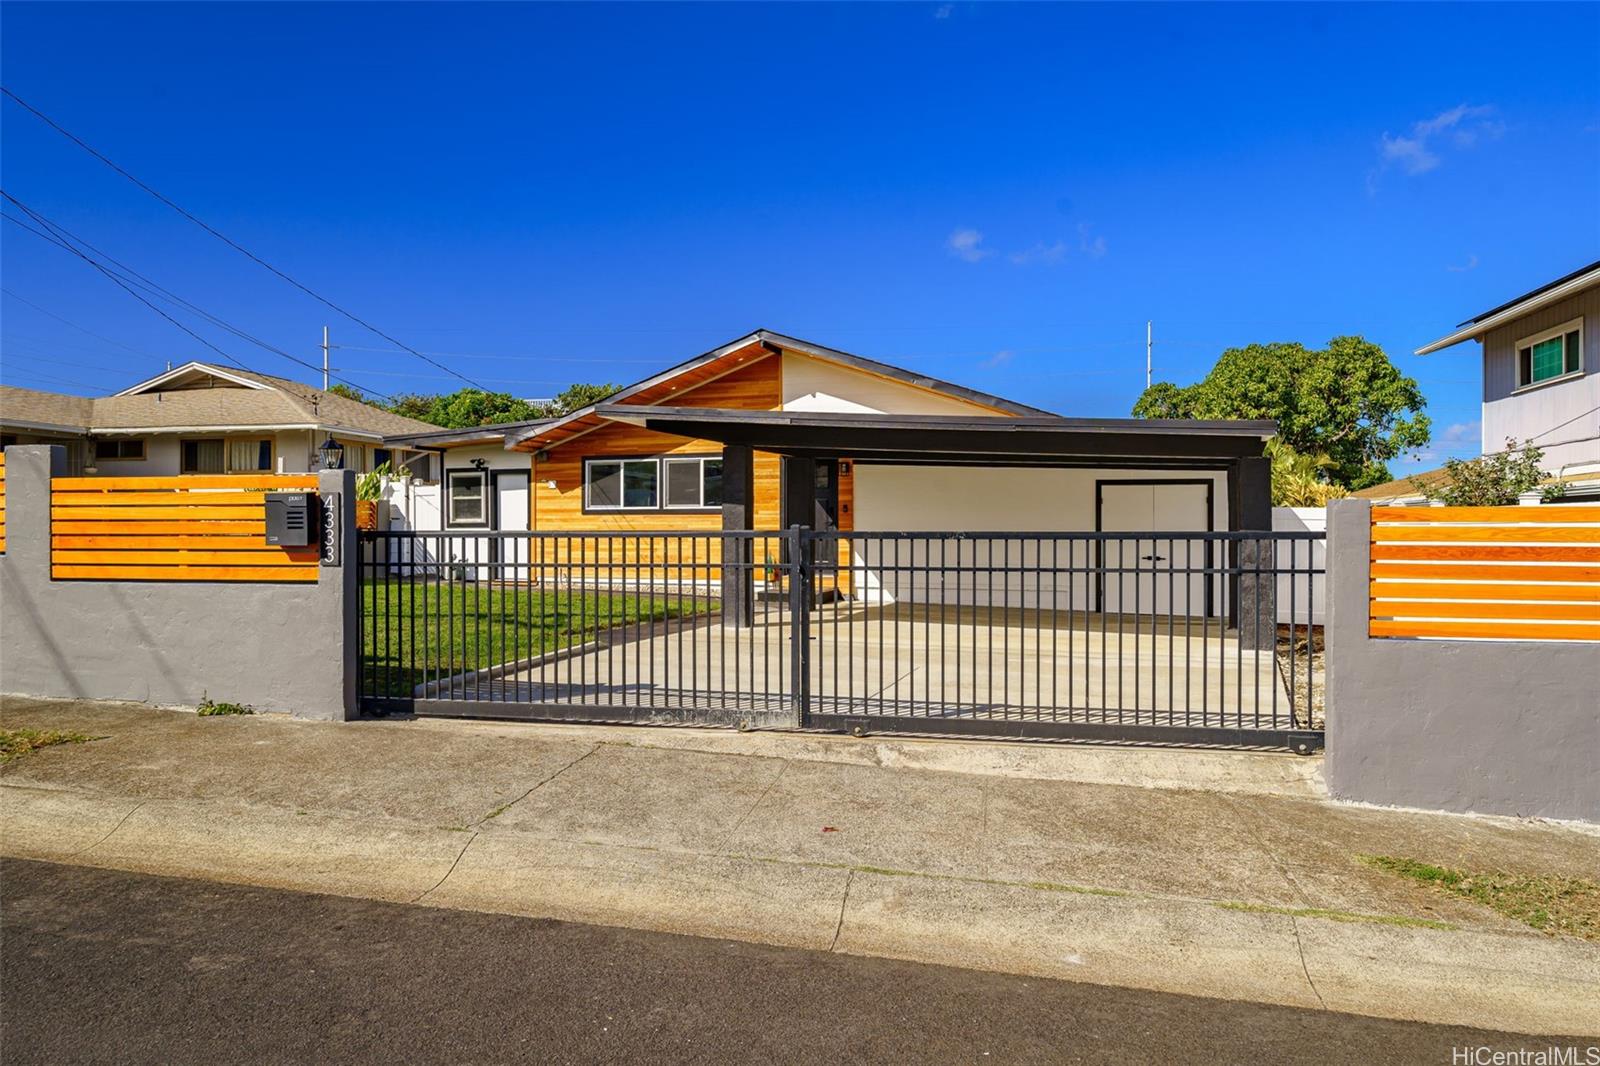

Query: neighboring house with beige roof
[0,362,439,477]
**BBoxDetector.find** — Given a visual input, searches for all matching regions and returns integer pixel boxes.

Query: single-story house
[0,363,439,476]
[383,330,1278,613]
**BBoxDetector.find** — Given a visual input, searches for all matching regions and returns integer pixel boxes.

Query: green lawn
[360,582,717,698]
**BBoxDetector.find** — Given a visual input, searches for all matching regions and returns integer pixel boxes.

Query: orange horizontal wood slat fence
[0,452,8,553]
[1372,505,1600,523]
[50,474,319,582]
[1369,505,1600,642]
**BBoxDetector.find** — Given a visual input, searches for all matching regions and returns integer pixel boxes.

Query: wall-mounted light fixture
[317,435,344,470]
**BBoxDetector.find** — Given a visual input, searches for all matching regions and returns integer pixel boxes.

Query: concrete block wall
[1324,498,1600,823]
[0,446,358,720]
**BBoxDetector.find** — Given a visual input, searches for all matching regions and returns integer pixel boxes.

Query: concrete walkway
[2,695,1596,1037]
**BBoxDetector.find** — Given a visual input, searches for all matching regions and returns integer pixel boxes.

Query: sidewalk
[2,695,1596,1037]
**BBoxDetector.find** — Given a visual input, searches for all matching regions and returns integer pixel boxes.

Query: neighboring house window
[1516,318,1583,388]
[93,439,145,462]
[228,438,273,472]
[446,470,489,527]
[181,439,226,474]
[585,458,660,511]
[664,456,724,509]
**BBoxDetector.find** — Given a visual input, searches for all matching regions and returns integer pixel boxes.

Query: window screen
[665,458,703,508]
[586,459,659,509]
[447,471,488,526]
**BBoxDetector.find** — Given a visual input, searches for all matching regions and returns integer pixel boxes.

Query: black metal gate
[358,527,1325,751]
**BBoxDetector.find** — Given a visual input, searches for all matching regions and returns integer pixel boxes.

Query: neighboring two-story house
[1358,260,1600,503]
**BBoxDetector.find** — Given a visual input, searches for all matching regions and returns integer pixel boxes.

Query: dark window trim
[444,467,491,529]
[93,438,146,461]
[580,452,724,515]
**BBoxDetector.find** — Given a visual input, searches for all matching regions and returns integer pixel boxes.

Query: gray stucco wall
[1324,498,1600,822]
[0,446,356,720]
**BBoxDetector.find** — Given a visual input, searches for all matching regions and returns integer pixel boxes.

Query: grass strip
[0,727,99,764]
[1361,854,1600,941]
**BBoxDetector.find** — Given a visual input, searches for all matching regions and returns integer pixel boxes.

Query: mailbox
[264,491,318,547]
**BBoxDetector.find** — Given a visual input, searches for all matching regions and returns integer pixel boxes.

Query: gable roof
[1,362,438,439]
[1415,260,1600,355]
[501,329,1056,453]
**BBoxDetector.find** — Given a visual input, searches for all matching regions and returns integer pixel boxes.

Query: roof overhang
[383,420,554,449]
[0,417,90,435]
[85,423,385,441]
[585,406,1275,464]
[505,328,1061,454]
[1415,262,1600,355]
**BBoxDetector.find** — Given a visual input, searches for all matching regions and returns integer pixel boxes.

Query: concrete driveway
[432,604,1301,731]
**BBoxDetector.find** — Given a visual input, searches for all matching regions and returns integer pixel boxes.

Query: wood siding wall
[51,474,321,582]
[1480,287,1600,464]
[532,354,784,534]
[1369,505,1600,641]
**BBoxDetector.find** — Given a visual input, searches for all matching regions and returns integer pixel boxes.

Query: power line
[1,287,162,359]
[2,194,395,401]
[2,86,489,391]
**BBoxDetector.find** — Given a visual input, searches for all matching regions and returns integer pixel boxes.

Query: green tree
[534,381,622,417]
[1133,336,1430,489]
[325,383,369,403]
[1414,439,1561,506]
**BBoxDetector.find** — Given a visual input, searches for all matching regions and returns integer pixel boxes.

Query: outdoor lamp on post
[317,435,344,470]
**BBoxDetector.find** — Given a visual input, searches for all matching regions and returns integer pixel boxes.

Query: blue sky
[2,2,1597,472]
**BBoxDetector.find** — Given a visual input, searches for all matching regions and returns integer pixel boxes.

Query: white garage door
[1098,481,1214,617]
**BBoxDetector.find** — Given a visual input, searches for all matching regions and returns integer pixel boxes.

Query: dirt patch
[1363,855,1600,941]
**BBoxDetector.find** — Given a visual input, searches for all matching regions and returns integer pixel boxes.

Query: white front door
[494,472,530,579]
[1098,481,1213,617]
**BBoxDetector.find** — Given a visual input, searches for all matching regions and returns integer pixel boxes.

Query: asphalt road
[1,859,1580,1065]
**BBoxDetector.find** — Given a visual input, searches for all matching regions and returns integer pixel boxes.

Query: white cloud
[1077,223,1107,258]
[1407,420,1481,464]
[1447,254,1479,273]
[1008,241,1066,266]
[946,228,991,262]
[933,3,953,17]
[1371,104,1502,190]
[979,349,1014,369]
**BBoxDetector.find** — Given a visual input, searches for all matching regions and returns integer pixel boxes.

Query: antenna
[1145,321,1152,389]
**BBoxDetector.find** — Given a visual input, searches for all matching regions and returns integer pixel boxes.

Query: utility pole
[1145,320,1152,390]
[321,326,330,391]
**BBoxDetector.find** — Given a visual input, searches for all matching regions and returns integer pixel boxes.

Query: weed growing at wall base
[197,697,254,717]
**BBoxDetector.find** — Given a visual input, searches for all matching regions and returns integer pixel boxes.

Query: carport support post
[1228,456,1274,651]
[720,444,754,629]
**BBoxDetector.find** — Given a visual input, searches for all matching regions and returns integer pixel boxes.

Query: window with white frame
[585,458,659,510]
[585,456,724,511]
[446,469,489,527]
[1516,318,1583,388]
